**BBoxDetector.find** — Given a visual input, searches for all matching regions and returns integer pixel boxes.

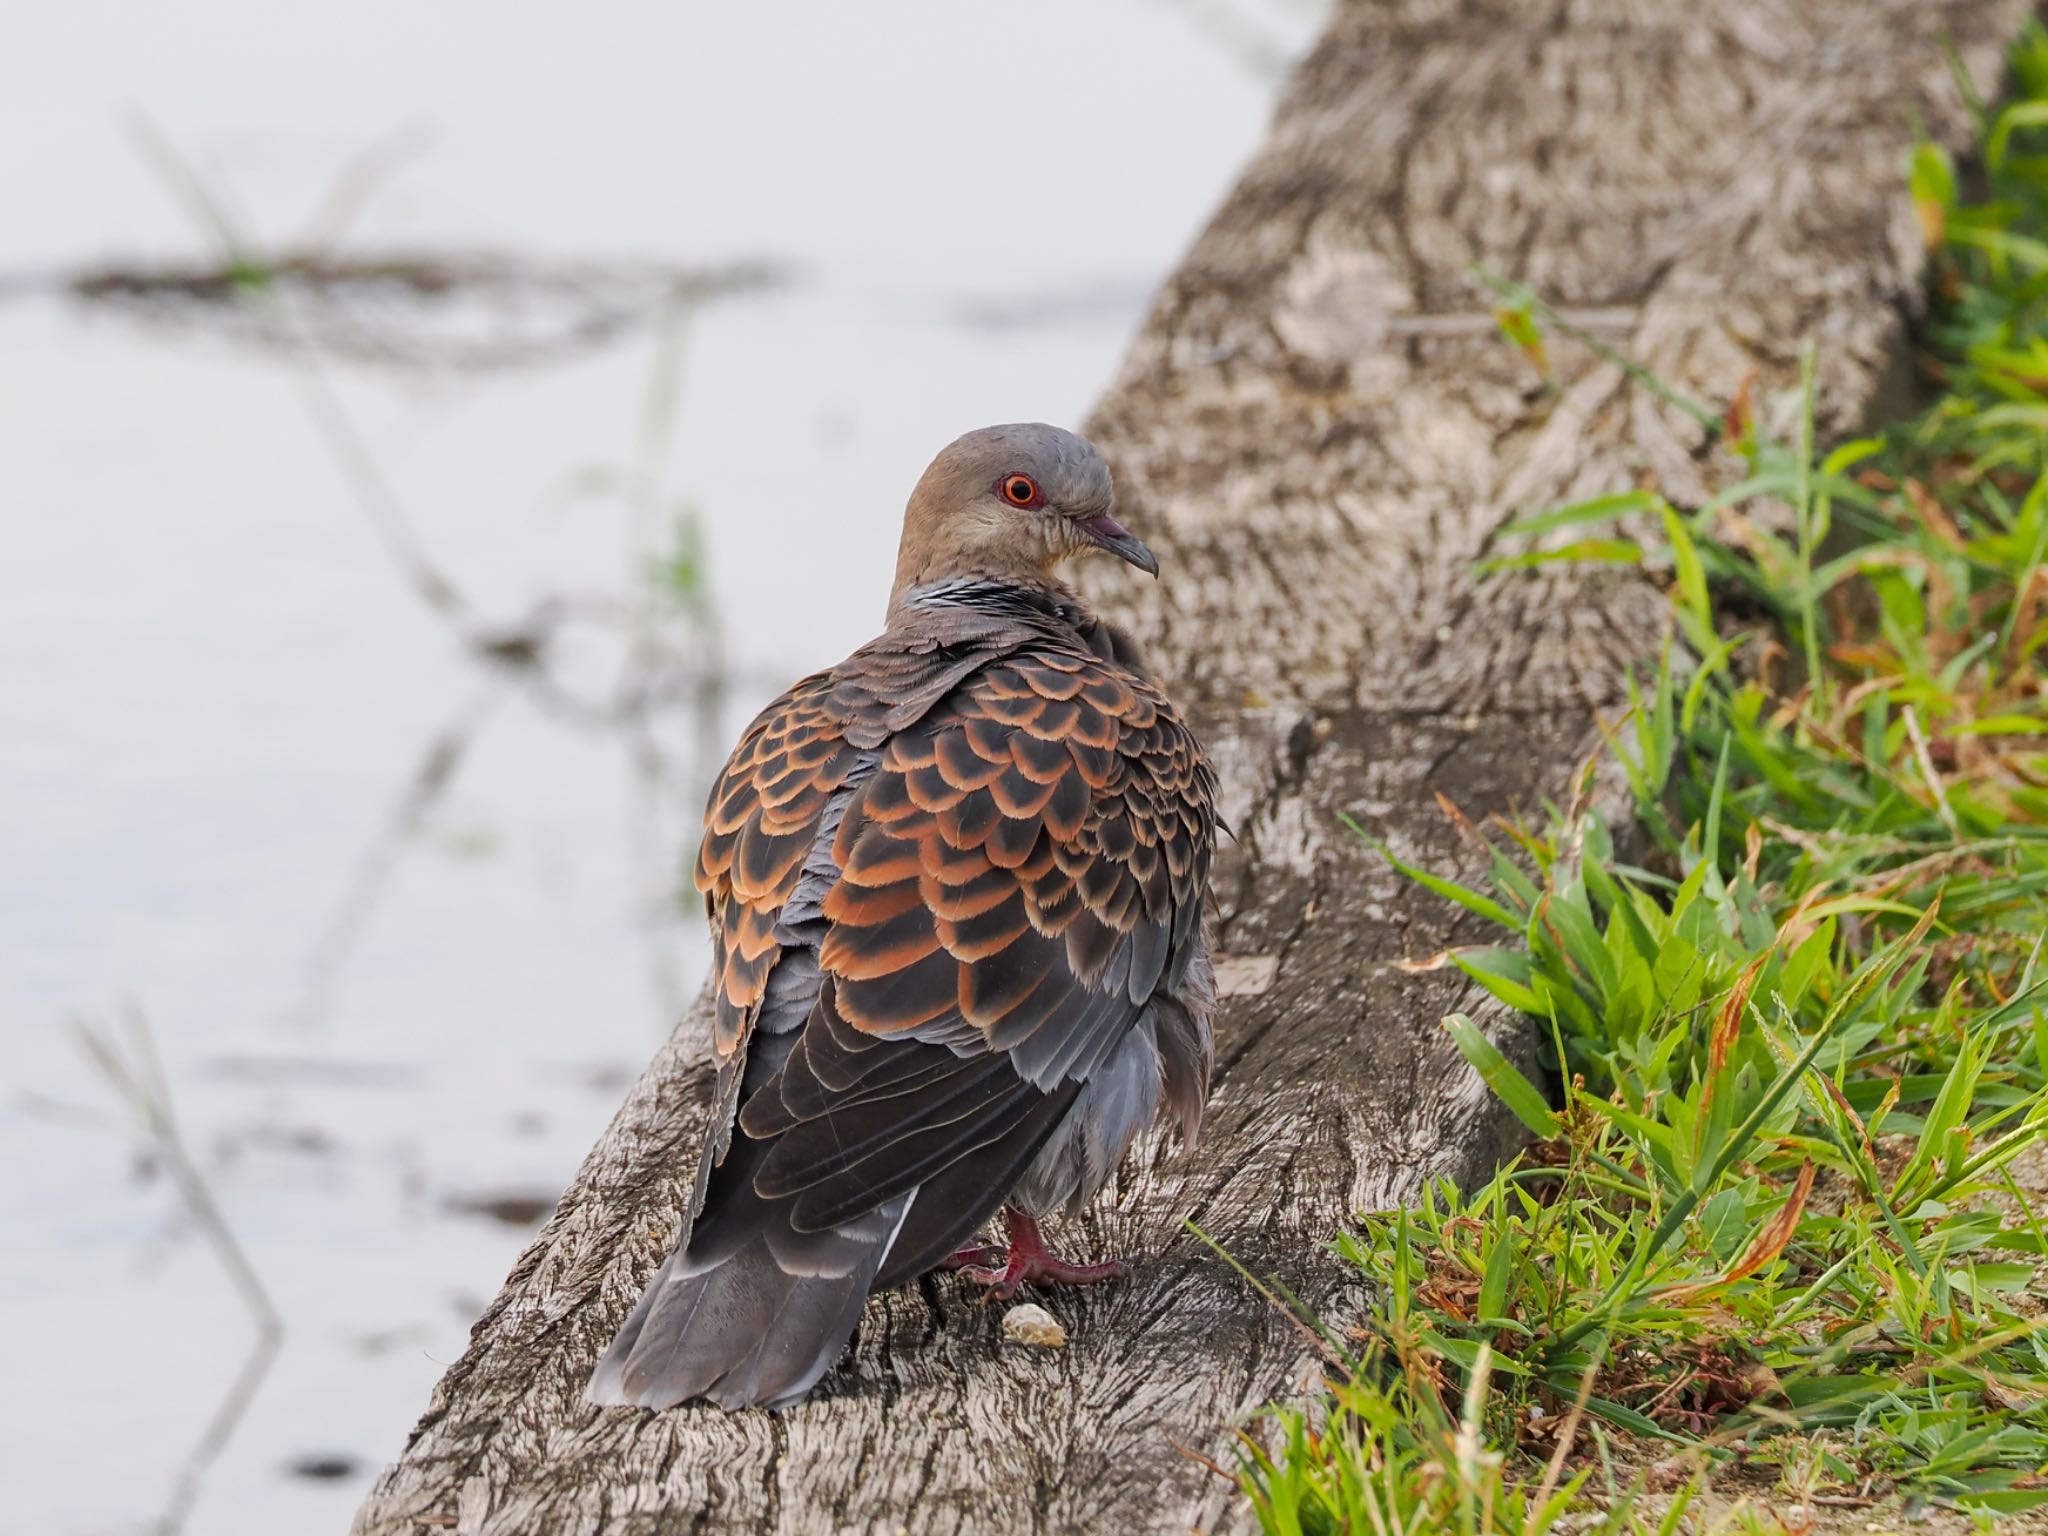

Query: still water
[0,3,1320,1530]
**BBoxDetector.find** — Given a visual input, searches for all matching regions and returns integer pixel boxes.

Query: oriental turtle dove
[587,423,1216,1410]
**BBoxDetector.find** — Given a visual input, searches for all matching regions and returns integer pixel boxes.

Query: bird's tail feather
[586,1191,911,1410]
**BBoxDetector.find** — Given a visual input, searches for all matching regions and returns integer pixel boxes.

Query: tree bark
[352,3,2029,1532]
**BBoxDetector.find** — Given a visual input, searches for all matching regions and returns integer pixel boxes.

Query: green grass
[1236,27,2048,1535]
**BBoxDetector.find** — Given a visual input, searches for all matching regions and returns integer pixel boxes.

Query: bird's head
[890,423,1157,610]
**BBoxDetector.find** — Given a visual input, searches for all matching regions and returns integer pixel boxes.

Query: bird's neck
[887,568,1077,623]
[885,574,1149,676]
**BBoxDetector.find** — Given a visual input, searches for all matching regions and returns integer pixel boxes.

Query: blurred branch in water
[293,119,438,252]
[62,1004,284,1536]
[618,302,719,1022]
[1146,0,1309,81]
[67,249,780,371]
[291,347,476,625]
[121,108,263,280]
[294,682,508,1030]
[279,264,756,1036]
[103,117,759,1036]
[283,322,738,1030]
[15,112,782,372]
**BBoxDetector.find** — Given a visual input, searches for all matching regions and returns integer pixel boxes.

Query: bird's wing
[722,643,1215,1284]
[689,670,868,1201]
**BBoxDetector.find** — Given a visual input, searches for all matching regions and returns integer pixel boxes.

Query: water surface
[0,4,1322,1529]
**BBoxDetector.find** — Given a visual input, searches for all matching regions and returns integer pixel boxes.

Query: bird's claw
[932,1244,1007,1273]
[956,1253,1129,1302]
[937,1209,1129,1300]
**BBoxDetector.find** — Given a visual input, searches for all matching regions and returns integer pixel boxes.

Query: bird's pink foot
[954,1210,1129,1301]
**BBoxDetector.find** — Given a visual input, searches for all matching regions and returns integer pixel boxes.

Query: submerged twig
[274,246,734,1032]
[1147,0,1298,81]
[25,114,780,372]
[294,681,508,1029]
[65,249,779,371]
[69,1004,284,1536]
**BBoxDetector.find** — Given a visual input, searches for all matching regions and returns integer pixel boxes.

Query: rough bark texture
[353,3,2030,1532]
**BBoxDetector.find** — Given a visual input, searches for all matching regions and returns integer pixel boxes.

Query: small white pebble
[1002,1303,1066,1349]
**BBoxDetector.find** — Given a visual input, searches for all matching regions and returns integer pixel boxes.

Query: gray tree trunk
[351,4,2028,1532]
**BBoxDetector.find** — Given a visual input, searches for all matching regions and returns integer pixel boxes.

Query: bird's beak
[1074,512,1160,577]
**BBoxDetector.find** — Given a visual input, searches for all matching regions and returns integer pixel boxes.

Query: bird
[585,422,1217,1411]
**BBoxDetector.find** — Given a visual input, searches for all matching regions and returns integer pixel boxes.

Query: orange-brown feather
[807,647,1212,1064]
[688,625,1213,1244]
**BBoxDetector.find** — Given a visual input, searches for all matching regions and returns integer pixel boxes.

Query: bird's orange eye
[999,474,1042,508]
